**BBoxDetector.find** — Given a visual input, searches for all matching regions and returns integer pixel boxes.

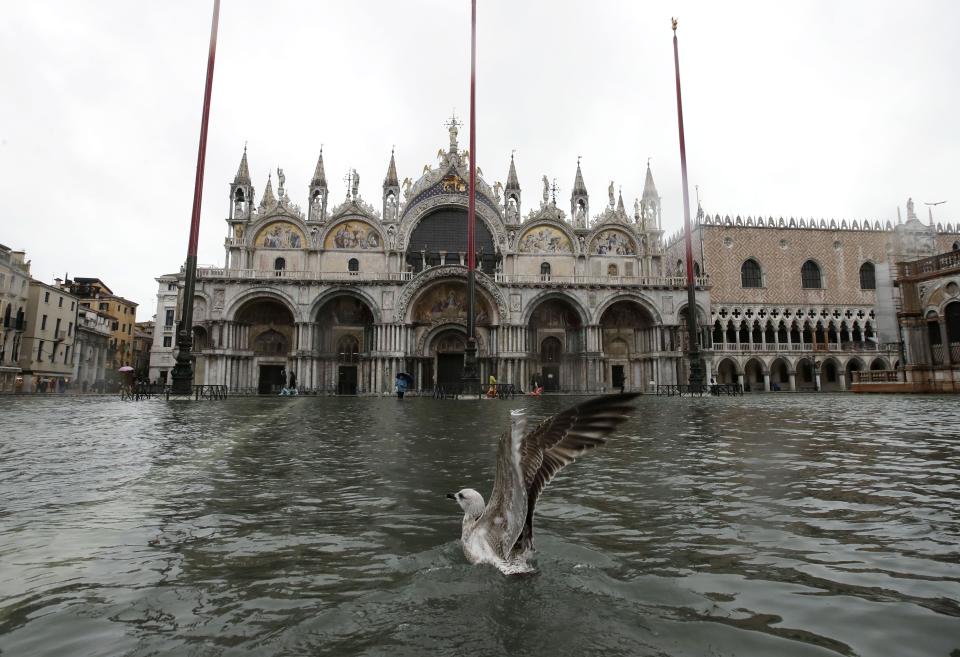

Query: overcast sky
[1,1,957,320]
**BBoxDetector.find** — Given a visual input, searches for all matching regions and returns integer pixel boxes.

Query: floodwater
[1,394,959,657]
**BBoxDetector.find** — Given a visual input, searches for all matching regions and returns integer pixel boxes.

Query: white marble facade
[149,127,710,393]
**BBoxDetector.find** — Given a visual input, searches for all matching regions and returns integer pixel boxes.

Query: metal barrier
[432,383,518,399]
[656,383,743,397]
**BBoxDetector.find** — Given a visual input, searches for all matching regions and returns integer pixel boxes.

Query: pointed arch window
[859,262,876,290]
[801,260,822,289]
[740,259,763,288]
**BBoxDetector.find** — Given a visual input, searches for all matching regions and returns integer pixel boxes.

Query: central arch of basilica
[153,121,709,393]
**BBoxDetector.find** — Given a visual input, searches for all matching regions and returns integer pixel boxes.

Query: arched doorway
[770,358,789,391]
[744,358,765,392]
[529,296,584,392]
[405,207,498,274]
[315,295,374,394]
[410,280,494,390]
[236,298,295,394]
[431,329,467,388]
[715,358,739,384]
[796,358,815,390]
[600,300,656,392]
[821,358,841,391]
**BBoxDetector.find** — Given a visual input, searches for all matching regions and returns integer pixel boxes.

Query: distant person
[395,374,407,400]
[487,373,497,397]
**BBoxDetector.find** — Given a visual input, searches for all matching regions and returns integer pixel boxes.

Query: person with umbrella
[395,372,412,400]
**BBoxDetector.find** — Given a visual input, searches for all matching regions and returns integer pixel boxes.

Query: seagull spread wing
[510,393,640,557]
[478,411,530,560]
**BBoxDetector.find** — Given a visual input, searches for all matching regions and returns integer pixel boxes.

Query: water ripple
[1,394,959,656]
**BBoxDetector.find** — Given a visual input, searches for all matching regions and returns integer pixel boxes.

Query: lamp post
[461,0,481,393]
[671,18,704,387]
[170,0,221,395]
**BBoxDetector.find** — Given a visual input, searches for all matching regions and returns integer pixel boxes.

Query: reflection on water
[1,394,959,656]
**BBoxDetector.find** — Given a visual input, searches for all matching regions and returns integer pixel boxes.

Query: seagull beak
[446,493,457,500]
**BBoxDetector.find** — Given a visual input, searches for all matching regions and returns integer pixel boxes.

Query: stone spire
[616,188,626,216]
[234,145,251,184]
[570,157,589,229]
[310,148,327,187]
[230,144,254,221]
[309,147,329,222]
[640,160,662,230]
[382,148,400,222]
[260,172,276,210]
[504,152,521,225]
[383,148,399,187]
[506,152,520,191]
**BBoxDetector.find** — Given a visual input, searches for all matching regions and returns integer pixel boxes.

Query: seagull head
[446,488,485,518]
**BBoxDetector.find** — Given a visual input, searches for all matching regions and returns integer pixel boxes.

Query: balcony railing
[196,267,709,288]
[712,341,898,354]
[494,273,710,287]
[197,268,415,282]
[851,370,899,383]
[899,250,960,278]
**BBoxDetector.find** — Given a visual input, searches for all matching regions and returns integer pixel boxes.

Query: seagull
[447,393,640,574]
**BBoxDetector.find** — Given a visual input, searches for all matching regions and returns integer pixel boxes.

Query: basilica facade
[148,122,960,394]
[148,123,709,393]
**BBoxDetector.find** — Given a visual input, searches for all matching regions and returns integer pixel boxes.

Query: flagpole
[171,0,221,395]
[672,18,704,388]
[462,0,480,392]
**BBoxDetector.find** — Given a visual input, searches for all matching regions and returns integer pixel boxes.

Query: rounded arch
[945,300,960,345]
[795,357,816,386]
[225,288,300,323]
[845,356,867,371]
[395,265,507,324]
[769,357,791,388]
[740,258,763,288]
[592,291,663,325]
[801,259,824,289]
[820,356,842,389]
[859,261,876,290]
[308,287,382,324]
[408,278,496,327]
[586,226,638,255]
[516,220,576,254]
[676,302,709,326]
[744,356,768,375]
[522,290,591,326]
[869,356,890,370]
[321,217,384,251]
[416,321,487,357]
[715,357,741,384]
[249,217,307,249]
[403,205,498,272]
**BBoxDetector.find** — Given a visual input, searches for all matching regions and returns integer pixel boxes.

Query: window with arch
[859,262,876,290]
[740,259,763,288]
[693,261,701,278]
[540,336,562,363]
[540,262,551,281]
[337,334,360,363]
[348,258,360,274]
[607,263,619,277]
[801,260,822,289]
[953,241,960,251]
[946,301,960,344]
[274,257,286,277]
